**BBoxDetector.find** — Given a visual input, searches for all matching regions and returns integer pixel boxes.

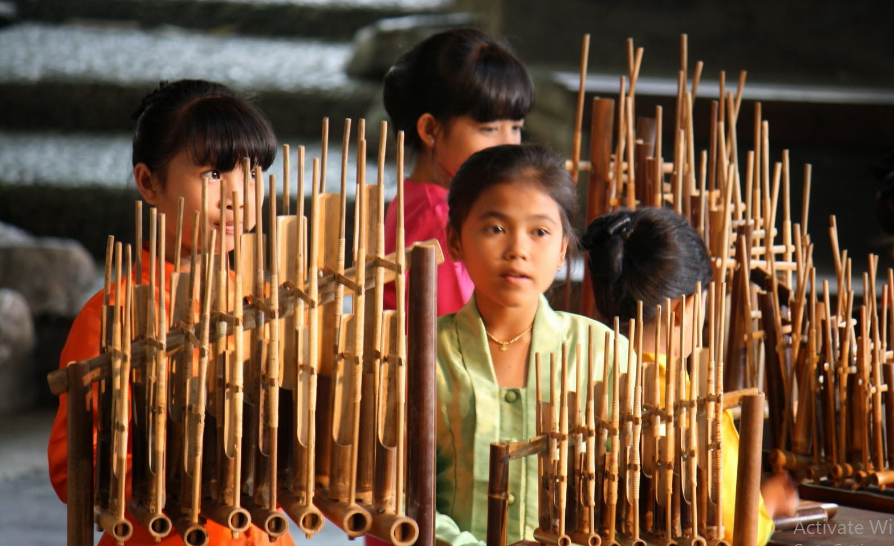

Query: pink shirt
[383,178,473,316]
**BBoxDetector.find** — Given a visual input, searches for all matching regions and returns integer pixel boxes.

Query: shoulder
[59,286,106,367]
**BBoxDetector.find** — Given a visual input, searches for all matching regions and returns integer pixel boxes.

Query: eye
[485,224,505,234]
[479,123,499,134]
[511,121,525,133]
[202,170,222,181]
[533,228,550,238]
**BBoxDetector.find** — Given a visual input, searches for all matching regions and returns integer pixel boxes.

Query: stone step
[0,21,382,136]
[16,0,451,40]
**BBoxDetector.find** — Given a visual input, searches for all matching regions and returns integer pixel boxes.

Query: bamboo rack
[49,121,444,546]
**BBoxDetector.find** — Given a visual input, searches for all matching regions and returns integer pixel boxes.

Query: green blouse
[435,294,630,546]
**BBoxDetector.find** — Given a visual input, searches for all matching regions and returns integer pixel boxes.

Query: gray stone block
[0,288,36,413]
[0,226,97,317]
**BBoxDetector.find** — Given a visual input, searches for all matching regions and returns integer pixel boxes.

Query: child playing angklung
[47,79,293,545]
[435,143,629,545]
[583,207,799,545]
[382,28,535,316]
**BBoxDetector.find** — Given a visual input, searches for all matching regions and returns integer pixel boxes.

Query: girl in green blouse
[434,144,629,545]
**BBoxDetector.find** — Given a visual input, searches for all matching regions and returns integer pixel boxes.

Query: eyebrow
[476,210,558,225]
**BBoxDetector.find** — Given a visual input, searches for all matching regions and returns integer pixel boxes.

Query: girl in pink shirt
[381,28,535,316]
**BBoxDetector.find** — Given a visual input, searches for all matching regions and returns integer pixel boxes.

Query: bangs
[178,96,276,172]
[451,47,534,122]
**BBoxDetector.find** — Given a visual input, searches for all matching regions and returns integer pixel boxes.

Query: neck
[636,320,689,359]
[476,295,539,341]
[409,152,450,188]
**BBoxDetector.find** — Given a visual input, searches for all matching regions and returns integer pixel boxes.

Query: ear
[670,295,686,326]
[446,224,463,262]
[670,294,697,326]
[134,163,161,204]
[416,113,440,149]
[557,236,568,269]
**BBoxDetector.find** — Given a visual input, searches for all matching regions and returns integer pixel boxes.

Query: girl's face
[431,115,524,183]
[135,149,258,268]
[448,180,567,314]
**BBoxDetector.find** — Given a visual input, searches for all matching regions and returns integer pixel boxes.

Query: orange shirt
[48,247,295,546]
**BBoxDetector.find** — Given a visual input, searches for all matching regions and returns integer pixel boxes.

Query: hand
[761,471,799,519]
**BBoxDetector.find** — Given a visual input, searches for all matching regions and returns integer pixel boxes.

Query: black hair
[447,144,578,251]
[582,207,713,323]
[383,28,534,152]
[132,79,277,187]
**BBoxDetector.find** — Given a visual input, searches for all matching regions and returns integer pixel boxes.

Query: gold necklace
[486,324,533,352]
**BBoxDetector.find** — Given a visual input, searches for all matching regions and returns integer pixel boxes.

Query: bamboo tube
[487,442,510,546]
[732,394,764,546]
[581,97,616,318]
[97,242,133,543]
[283,143,290,215]
[595,332,611,530]
[405,243,437,546]
[328,118,353,502]
[175,231,215,546]
[320,118,329,193]
[559,344,570,538]
[283,158,324,536]
[67,359,95,546]
[624,96,637,211]
[570,34,590,184]
[135,201,143,280]
[567,351,582,535]
[612,77,628,209]
[627,306,644,546]
[603,324,621,546]
[95,236,114,519]
[206,189,252,535]
[801,163,812,232]
[130,210,173,540]
[654,106,664,208]
[663,304,677,540]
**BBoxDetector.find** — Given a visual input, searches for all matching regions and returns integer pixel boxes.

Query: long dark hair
[583,207,713,323]
[132,79,276,186]
[448,144,578,251]
[383,28,534,152]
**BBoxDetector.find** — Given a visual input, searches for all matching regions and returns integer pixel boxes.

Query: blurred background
[0,0,892,543]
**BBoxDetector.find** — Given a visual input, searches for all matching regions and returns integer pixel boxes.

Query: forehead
[467,181,562,222]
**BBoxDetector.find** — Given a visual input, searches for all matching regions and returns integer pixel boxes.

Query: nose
[504,231,529,261]
[218,171,247,212]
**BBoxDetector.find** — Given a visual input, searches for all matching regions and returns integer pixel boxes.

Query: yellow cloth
[434,294,631,545]
[643,352,774,545]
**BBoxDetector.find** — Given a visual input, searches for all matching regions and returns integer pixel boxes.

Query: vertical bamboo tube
[67,360,94,546]
[487,443,511,546]
[732,394,764,546]
[406,243,437,546]
[581,97,616,319]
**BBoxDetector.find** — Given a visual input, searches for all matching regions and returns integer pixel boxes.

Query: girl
[583,207,798,546]
[382,27,535,316]
[47,79,290,545]
[435,144,628,545]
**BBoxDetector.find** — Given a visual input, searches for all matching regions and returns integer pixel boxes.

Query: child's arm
[48,290,105,502]
[435,513,486,546]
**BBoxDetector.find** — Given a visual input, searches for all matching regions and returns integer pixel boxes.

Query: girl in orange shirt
[47,79,291,545]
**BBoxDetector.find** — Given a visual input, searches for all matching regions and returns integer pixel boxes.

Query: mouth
[501,270,531,283]
[213,222,236,235]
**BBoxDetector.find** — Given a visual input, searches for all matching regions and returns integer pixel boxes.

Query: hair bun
[131,80,171,121]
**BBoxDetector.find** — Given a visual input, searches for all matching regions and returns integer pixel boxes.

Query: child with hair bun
[583,207,798,545]
[382,27,535,316]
